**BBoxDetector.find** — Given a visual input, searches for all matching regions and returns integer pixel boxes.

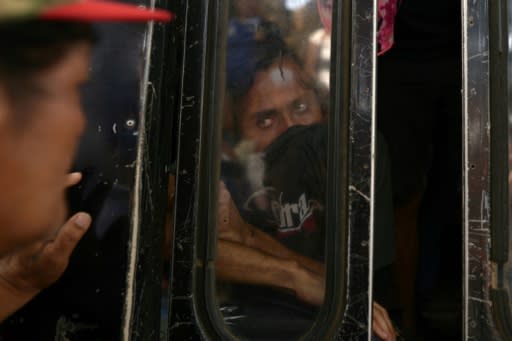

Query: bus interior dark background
[376,1,463,340]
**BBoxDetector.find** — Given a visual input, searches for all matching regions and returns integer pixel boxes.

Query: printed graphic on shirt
[243,187,323,238]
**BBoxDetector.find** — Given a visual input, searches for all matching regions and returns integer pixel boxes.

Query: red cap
[39,0,174,22]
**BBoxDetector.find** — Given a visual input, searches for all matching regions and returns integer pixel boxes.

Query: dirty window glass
[0,8,151,341]
[214,0,332,339]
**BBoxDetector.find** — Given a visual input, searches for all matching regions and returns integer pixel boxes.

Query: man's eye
[294,102,309,113]
[256,115,274,129]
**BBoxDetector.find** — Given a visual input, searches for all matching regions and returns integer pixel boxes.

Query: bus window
[167,0,382,339]
[202,0,396,338]
[215,2,331,338]
[0,6,154,340]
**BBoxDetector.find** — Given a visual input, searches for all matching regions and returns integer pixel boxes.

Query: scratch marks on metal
[349,185,370,202]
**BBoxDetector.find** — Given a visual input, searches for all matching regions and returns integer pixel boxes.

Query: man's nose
[276,113,295,136]
[283,112,296,128]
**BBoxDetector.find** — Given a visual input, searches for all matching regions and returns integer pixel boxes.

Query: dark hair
[0,20,97,117]
[226,20,300,100]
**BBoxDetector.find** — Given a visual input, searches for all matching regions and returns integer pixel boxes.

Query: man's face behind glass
[238,59,323,152]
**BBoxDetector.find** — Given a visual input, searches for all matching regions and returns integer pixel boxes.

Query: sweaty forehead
[268,65,296,86]
[242,63,307,115]
[251,61,304,99]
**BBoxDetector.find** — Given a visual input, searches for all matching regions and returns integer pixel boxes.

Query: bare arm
[216,239,325,306]
[217,240,396,339]
[217,182,324,305]
[217,181,324,276]
[217,182,396,338]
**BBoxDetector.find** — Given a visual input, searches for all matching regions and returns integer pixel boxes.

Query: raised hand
[0,173,92,321]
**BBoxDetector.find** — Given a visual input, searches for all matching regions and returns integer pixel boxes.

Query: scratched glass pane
[215,0,331,339]
[0,3,150,340]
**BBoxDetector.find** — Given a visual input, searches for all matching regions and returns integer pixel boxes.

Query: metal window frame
[123,0,180,340]
[464,0,508,339]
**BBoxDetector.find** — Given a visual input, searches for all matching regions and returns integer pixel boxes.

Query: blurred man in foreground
[0,0,173,322]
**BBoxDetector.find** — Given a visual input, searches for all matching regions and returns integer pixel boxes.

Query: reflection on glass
[215,0,330,339]
[0,13,150,341]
